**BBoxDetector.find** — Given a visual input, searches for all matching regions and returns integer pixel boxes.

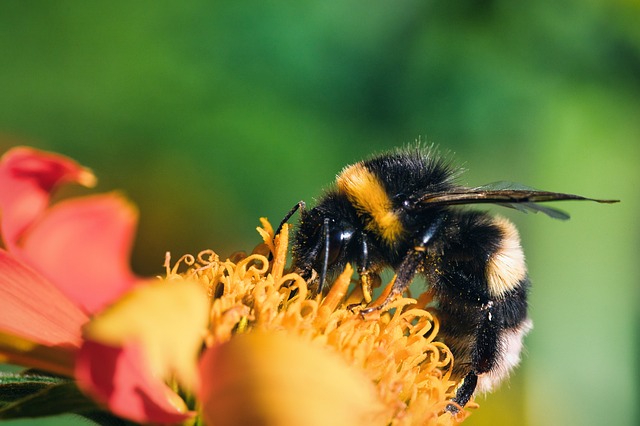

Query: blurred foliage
[0,1,638,425]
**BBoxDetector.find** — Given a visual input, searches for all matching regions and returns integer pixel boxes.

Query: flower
[0,146,208,424]
[1,145,474,425]
[166,219,472,425]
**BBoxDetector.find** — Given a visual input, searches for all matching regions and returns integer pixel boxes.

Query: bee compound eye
[326,225,354,265]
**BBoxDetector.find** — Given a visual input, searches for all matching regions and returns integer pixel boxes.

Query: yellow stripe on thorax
[336,163,403,244]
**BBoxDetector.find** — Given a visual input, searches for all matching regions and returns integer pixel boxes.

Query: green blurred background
[0,1,637,425]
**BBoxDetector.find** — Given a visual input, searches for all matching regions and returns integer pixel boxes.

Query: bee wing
[416,181,619,220]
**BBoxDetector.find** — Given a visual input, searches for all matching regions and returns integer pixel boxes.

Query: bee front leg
[357,233,381,303]
[318,217,331,294]
[358,270,382,304]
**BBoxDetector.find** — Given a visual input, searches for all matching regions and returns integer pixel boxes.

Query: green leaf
[0,372,98,419]
[0,372,140,425]
[0,371,68,404]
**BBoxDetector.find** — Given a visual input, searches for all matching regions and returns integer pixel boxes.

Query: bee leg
[317,217,331,294]
[446,301,500,413]
[359,251,422,314]
[362,216,446,313]
[446,372,478,413]
[358,270,382,304]
[357,234,375,303]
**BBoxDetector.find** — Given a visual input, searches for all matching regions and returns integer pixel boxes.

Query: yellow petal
[199,332,386,426]
[83,279,209,391]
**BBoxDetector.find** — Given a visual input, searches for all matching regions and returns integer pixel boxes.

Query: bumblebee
[279,146,618,412]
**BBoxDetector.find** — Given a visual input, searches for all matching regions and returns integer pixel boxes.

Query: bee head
[291,192,361,282]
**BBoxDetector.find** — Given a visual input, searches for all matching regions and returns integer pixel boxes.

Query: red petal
[75,339,193,424]
[0,249,87,347]
[18,193,139,314]
[0,146,96,250]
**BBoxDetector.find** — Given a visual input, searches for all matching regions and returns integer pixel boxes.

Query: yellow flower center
[164,219,473,425]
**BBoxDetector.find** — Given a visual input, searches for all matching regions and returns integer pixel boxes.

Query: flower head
[167,219,472,425]
[1,145,475,425]
[0,146,207,424]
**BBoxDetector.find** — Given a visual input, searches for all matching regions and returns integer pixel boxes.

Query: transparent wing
[416,181,619,220]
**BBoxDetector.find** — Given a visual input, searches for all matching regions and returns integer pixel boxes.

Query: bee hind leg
[446,372,478,414]
[446,301,501,413]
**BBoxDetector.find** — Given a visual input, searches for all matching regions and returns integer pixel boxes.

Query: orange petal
[0,146,95,250]
[198,332,385,426]
[75,339,193,424]
[0,249,87,348]
[18,193,139,314]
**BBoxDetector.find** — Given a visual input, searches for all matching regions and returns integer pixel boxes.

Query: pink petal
[18,193,139,314]
[75,339,193,425]
[0,146,96,251]
[0,249,87,348]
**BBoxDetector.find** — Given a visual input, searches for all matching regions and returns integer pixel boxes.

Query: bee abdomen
[432,212,532,402]
[475,318,533,393]
[438,294,532,391]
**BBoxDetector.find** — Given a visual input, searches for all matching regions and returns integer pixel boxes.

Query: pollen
[163,219,473,425]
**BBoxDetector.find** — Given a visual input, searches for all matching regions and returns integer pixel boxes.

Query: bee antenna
[275,200,306,237]
[269,201,306,263]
